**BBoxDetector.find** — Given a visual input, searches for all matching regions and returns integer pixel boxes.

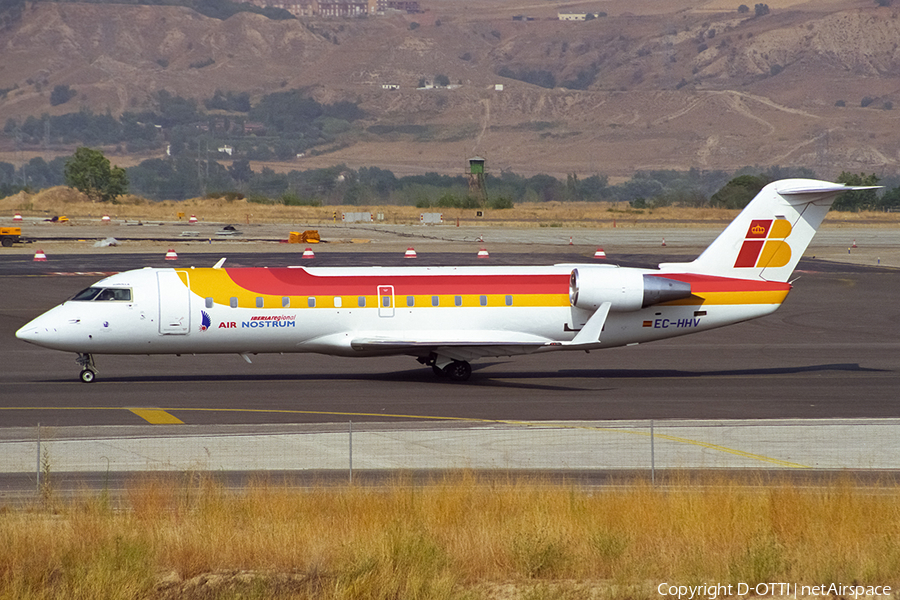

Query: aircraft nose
[16,320,58,345]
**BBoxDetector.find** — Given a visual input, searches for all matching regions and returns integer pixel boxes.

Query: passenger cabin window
[230,297,238,308]
[282,297,290,308]
[308,297,316,308]
[334,297,342,308]
[382,296,390,308]
[71,287,132,302]
[505,295,513,306]
[431,296,439,307]
[205,297,213,309]
[256,297,264,308]
[358,296,366,307]
[406,296,414,307]
[480,295,487,306]
[454,296,462,307]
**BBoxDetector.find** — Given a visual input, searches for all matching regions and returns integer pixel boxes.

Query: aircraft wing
[348,303,612,360]
[349,331,554,361]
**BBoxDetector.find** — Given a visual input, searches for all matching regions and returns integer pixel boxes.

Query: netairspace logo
[657,583,892,600]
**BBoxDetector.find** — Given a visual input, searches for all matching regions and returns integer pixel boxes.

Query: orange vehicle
[0,227,21,247]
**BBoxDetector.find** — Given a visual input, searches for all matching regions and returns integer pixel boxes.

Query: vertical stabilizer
[659,179,877,282]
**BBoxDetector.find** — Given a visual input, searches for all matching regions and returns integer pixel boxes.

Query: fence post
[36,423,41,495]
[349,420,353,484]
[650,419,655,486]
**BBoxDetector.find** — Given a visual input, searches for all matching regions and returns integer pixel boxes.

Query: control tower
[467,156,486,205]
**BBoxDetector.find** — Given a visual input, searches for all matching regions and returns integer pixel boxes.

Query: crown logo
[751,224,766,235]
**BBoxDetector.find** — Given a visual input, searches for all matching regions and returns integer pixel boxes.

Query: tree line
[2,89,366,161]
[34,0,293,20]
[3,148,900,212]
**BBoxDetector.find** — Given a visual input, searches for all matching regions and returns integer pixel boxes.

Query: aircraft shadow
[543,362,885,379]
[74,369,592,392]
[51,363,884,393]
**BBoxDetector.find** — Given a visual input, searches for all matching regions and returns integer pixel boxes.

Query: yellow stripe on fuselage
[213,293,569,310]
[666,289,790,306]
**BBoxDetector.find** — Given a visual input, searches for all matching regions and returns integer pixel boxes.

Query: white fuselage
[16,264,787,359]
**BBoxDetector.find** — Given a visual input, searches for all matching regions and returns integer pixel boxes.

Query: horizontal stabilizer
[776,182,879,196]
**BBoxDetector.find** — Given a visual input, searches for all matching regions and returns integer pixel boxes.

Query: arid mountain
[2,0,900,178]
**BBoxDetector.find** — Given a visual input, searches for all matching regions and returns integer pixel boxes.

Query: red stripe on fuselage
[225,268,570,296]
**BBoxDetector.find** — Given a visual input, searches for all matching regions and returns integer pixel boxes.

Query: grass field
[2,473,899,599]
[3,187,900,229]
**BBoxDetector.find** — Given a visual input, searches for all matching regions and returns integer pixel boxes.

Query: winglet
[213,258,227,269]
[566,301,611,346]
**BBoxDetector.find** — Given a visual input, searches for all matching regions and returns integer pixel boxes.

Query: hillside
[2,0,900,178]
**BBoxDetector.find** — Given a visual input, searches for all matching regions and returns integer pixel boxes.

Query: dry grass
[4,187,900,229]
[2,473,900,599]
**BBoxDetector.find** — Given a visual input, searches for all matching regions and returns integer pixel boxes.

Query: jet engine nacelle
[569,268,692,312]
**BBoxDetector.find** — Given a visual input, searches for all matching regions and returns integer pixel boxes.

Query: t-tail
[659,179,878,282]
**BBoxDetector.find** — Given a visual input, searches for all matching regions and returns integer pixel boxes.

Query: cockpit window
[71,287,132,302]
[71,287,102,301]
[97,288,131,301]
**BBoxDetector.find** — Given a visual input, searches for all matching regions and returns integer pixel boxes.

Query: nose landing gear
[76,353,98,383]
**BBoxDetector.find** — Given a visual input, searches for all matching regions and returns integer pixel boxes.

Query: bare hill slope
[2,0,900,177]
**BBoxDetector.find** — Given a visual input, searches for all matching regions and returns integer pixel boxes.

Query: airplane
[15,179,872,383]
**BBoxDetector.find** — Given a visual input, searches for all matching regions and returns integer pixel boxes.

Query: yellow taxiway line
[127,408,185,425]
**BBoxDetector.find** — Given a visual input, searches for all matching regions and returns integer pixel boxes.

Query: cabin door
[157,270,191,334]
[377,285,395,317]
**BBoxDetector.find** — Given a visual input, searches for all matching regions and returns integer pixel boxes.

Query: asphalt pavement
[2,253,898,427]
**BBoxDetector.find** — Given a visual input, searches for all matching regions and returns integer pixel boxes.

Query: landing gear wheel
[445,360,472,382]
[432,364,448,377]
[75,353,98,383]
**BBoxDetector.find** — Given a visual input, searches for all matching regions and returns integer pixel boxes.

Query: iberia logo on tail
[733,219,792,268]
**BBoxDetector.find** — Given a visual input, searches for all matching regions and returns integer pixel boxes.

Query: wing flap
[350,331,553,359]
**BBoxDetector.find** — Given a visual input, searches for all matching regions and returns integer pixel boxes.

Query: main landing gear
[419,354,473,382]
[76,353,98,383]
[441,360,472,381]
